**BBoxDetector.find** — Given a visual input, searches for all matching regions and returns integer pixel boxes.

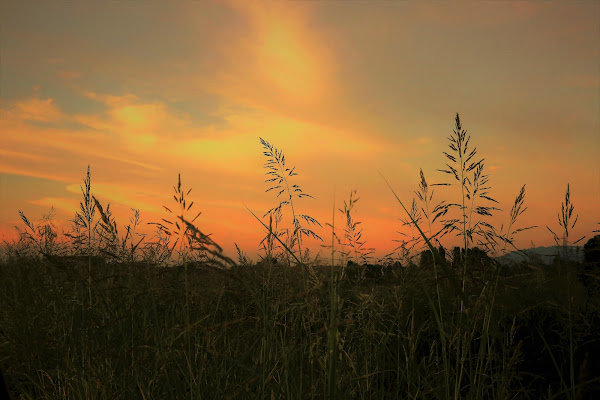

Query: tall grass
[64,166,97,307]
[258,137,323,266]
[1,113,598,399]
[337,189,375,268]
[380,113,594,399]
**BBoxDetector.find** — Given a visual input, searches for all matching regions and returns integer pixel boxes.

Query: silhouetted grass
[1,113,599,399]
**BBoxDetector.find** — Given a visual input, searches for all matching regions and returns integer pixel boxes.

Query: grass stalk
[260,137,323,265]
[327,191,339,400]
[380,173,466,305]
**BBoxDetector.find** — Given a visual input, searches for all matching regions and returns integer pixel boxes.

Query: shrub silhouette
[581,234,600,293]
[583,234,600,264]
[419,249,434,269]
[419,246,446,269]
[344,260,392,281]
[449,246,492,268]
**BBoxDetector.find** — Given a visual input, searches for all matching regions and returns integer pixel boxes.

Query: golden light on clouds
[231,0,326,101]
[112,105,152,130]
[203,0,338,118]
[111,103,185,134]
[1,1,598,261]
[257,18,322,103]
[28,197,80,215]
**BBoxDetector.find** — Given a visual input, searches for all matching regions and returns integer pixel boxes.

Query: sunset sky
[1,1,599,263]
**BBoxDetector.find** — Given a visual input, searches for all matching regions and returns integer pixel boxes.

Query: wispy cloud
[28,197,80,216]
[11,97,64,123]
[0,149,51,162]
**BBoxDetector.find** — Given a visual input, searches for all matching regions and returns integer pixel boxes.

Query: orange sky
[1,1,599,264]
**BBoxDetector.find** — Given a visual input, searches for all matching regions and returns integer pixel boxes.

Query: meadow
[1,113,599,399]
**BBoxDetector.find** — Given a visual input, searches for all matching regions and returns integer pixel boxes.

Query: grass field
[1,114,599,399]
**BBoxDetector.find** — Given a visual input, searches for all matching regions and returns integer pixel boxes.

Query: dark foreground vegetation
[1,246,599,399]
[1,114,599,399]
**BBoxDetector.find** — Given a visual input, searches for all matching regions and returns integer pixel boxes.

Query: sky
[1,1,599,264]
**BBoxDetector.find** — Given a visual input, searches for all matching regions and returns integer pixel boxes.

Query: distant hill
[495,245,584,266]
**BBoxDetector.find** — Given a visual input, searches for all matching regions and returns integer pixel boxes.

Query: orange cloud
[197,0,341,124]
[0,98,165,190]
[12,97,63,123]
[110,103,187,134]
[254,12,326,104]
[65,182,160,213]
[28,197,80,216]
[0,148,51,162]
[78,91,190,151]
[70,113,114,131]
